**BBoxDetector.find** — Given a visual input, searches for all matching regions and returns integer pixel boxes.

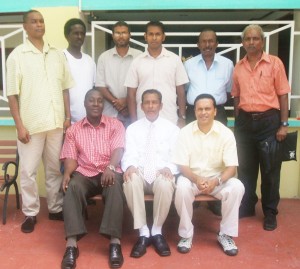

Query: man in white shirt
[125,21,189,127]
[173,94,244,256]
[184,29,234,126]
[96,21,141,127]
[122,89,179,258]
[63,18,96,123]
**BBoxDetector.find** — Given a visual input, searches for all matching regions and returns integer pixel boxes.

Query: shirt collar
[144,47,170,58]
[240,51,270,65]
[81,115,107,128]
[112,46,134,57]
[143,116,161,127]
[23,39,52,54]
[192,120,221,135]
[198,53,219,64]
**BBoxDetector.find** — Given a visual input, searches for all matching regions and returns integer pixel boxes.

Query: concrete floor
[0,196,300,269]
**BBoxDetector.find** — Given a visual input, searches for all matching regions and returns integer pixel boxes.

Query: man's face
[197,31,218,58]
[112,26,130,48]
[242,28,264,55]
[84,90,104,119]
[66,24,86,49]
[141,93,162,122]
[144,26,165,50]
[194,98,216,127]
[23,11,45,39]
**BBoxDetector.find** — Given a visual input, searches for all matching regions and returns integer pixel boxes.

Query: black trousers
[234,109,281,216]
[63,171,125,240]
[186,104,228,125]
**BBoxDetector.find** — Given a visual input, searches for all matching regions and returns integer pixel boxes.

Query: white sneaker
[177,237,192,254]
[217,234,238,256]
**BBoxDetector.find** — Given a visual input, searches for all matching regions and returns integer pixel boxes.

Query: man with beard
[96,21,142,127]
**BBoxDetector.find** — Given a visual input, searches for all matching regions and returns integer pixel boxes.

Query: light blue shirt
[184,54,234,105]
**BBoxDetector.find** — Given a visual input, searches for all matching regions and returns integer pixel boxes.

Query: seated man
[121,89,180,258]
[60,89,125,269]
[173,93,245,256]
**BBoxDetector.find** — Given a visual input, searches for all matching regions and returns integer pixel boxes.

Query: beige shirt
[124,47,189,124]
[172,120,238,177]
[96,46,142,117]
[6,39,74,135]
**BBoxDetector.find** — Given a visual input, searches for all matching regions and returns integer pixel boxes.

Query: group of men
[6,9,290,269]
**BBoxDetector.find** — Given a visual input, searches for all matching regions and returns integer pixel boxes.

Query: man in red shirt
[60,89,125,269]
[231,24,290,231]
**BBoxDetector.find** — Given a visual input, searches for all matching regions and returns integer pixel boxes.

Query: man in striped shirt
[60,89,125,269]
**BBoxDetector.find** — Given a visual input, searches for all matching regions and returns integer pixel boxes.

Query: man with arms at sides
[184,28,234,216]
[6,10,73,233]
[63,18,96,123]
[173,94,244,256]
[122,89,179,258]
[231,25,290,231]
[60,89,125,269]
[96,21,141,127]
[125,21,189,128]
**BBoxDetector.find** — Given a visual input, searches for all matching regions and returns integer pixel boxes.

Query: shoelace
[179,238,192,248]
[219,235,236,250]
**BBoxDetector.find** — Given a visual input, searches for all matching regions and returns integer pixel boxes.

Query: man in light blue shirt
[184,29,234,125]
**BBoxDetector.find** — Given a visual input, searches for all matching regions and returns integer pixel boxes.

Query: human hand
[62,175,71,193]
[113,98,127,112]
[276,126,288,142]
[123,166,139,182]
[63,119,71,133]
[157,167,173,179]
[17,125,30,144]
[101,168,115,187]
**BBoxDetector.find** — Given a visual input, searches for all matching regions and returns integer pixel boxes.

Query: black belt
[241,109,279,121]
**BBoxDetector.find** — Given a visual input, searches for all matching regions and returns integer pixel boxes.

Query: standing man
[125,21,189,127]
[231,24,290,231]
[6,10,74,233]
[60,89,125,269]
[121,89,179,258]
[173,94,244,256]
[96,21,141,127]
[184,29,233,125]
[64,18,96,123]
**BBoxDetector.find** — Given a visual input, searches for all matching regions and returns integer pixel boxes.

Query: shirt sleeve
[6,51,21,96]
[60,127,78,161]
[95,54,106,87]
[110,119,126,152]
[175,56,189,86]
[172,128,190,166]
[124,58,139,88]
[121,125,139,171]
[61,53,75,90]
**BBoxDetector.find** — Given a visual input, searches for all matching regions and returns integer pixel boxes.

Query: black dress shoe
[61,246,79,269]
[263,214,277,231]
[109,243,124,268]
[151,234,171,257]
[49,211,64,221]
[21,216,37,233]
[130,236,151,258]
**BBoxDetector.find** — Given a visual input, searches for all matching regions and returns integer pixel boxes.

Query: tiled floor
[0,196,300,269]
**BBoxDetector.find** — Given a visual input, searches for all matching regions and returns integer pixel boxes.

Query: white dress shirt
[121,116,180,174]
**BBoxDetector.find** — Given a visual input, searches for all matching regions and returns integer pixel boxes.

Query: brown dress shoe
[21,216,36,233]
[61,246,79,269]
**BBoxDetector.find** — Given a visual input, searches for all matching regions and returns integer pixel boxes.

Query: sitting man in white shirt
[121,89,180,258]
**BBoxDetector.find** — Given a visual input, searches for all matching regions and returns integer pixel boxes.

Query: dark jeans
[234,109,282,216]
[186,104,228,125]
[63,171,125,240]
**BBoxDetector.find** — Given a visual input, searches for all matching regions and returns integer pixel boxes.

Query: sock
[151,225,162,236]
[66,236,77,247]
[110,237,120,245]
[139,225,150,237]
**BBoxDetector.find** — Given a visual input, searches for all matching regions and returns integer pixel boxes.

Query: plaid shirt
[60,115,125,176]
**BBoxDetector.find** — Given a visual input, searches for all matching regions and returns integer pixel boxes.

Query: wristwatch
[107,164,116,172]
[281,121,289,127]
[178,114,186,120]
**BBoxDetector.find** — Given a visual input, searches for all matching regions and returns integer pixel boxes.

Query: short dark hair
[64,18,86,38]
[23,10,40,23]
[145,21,165,34]
[141,89,162,103]
[198,28,218,43]
[194,93,217,108]
[112,21,130,33]
[84,88,102,102]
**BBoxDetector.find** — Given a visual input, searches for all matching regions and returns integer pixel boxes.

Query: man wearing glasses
[96,21,142,127]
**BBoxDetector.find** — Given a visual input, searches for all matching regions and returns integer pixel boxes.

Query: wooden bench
[0,140,20,224]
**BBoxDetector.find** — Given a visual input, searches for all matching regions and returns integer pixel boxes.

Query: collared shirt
[96,46,142,117]
[60,115,125,177]
[231,52,291,112]
[124,47,189,124]
[63,49,96,123]
[172,120,238,177]
[6,39,74,135]
[121,116,180,174]
[184,54,234,105]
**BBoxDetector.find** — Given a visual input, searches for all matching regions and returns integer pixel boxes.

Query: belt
[241,109,279,121]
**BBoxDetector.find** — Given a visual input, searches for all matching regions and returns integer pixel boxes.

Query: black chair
[0,140,20,224]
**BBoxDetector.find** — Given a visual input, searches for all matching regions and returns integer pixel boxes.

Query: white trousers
[175,176,245,238]
[17,128,64,216]
[123,173,175,230]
